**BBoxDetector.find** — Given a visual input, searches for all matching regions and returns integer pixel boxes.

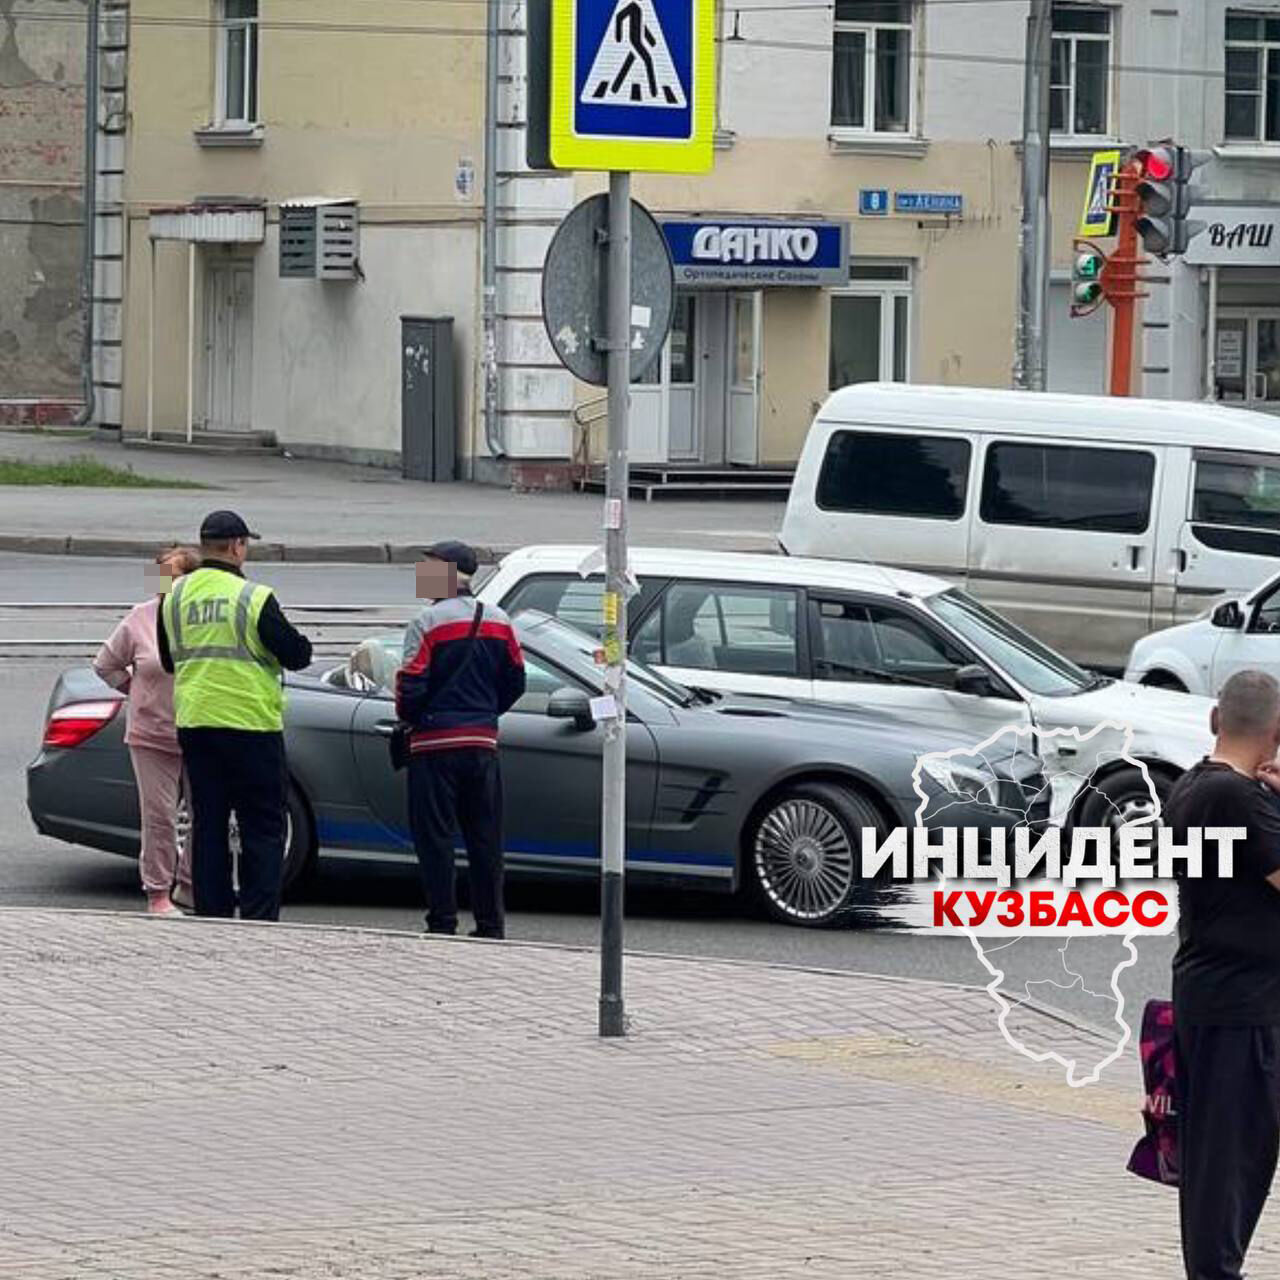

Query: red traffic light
[1135,146,1175,181]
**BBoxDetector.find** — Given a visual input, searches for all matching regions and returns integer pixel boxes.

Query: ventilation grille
[279,201,360,281]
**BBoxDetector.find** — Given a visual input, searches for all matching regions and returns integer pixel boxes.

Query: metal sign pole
[599,169,631,1039]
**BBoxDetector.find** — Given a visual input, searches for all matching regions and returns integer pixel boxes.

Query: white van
[780,383,1280,670]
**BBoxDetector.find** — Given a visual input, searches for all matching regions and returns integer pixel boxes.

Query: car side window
[508,655,580,715]
[1251,585,1280,634]
[501,573,664,639]
[643,582,800,676]
[814,600,968,687]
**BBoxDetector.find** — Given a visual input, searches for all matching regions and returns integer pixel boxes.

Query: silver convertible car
[27,612,1050,927]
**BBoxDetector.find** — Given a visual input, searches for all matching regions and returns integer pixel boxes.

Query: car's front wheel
[1073,764,1175,831]
[749,781,885,927]
[176,782,315,894]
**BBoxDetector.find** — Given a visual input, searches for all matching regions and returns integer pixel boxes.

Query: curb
[0,535,515,565]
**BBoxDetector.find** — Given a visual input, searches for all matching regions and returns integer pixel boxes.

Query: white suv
[479,545,1214,827]
[1126,567,1280,697]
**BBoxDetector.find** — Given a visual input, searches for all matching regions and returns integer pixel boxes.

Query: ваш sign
[1185,205,1280,267]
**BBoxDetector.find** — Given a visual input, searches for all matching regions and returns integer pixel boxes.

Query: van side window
[980,443,1155,534]
[1194,459,1280,534]
[815,431,971,520]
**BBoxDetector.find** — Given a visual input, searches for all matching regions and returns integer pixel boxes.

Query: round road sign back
[541,194,674,387]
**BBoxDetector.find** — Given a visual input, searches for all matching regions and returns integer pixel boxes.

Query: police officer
[158,511,313,920]
[396,541,525,938]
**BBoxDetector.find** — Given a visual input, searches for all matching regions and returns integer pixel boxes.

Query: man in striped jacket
[396,542,525,938]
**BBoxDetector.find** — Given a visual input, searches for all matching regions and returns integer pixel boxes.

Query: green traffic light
[1074,251,1101,280]
[1073,281,1102,305]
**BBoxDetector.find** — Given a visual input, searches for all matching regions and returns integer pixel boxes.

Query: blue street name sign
[894,191,964,216]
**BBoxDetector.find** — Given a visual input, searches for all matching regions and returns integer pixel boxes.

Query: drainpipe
[74,0,100,428]
[481,0,505,460]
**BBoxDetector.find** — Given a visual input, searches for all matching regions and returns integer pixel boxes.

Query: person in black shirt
[1166,668,1280,1280]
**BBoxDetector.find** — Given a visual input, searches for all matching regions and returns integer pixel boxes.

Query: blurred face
[416,559,458,599]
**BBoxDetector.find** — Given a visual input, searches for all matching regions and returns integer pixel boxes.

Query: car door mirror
[952,664,998,697]
[547,686,595,731]
[1212,600,1244,630]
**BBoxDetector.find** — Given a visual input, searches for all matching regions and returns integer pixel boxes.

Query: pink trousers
[129,745,192,896]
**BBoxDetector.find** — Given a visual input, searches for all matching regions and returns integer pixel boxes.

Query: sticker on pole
[550,0,715,173]
[1079,149,1121,238]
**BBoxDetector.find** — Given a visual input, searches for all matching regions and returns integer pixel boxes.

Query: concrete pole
[1013,0,1052,391]
[599,170,630,1040]
[1204,265,1218,401]
[147,237,155,439]
[186,241,195,444]
[481,0,503,460]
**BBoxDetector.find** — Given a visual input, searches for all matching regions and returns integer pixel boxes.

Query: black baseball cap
[423,540,478,576]
[199,510,261,541]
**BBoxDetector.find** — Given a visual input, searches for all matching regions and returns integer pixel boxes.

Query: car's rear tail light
[43,699,121,749]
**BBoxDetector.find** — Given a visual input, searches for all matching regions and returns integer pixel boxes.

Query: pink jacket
[93,597,179,753]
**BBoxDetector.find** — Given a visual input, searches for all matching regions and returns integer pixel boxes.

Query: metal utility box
[279,199,360,280]
[400,316,456,482]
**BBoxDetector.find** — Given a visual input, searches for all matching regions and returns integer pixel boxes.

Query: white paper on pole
[590,695,619,721]
[576,545,606,578]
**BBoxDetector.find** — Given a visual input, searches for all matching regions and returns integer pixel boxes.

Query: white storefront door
[727,290,761,466]
[1215,309,1280,411]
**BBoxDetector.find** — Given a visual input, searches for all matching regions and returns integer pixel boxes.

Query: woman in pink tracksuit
[94,546,202,916]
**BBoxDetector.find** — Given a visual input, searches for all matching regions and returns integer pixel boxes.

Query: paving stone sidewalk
[0,909,1266,1279]
[0,432,782,562]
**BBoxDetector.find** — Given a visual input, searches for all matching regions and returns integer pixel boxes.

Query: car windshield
[926,588,1095,697]
[514,611,695,707]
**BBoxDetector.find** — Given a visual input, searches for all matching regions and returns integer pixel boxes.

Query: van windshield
[926,589,1095,697]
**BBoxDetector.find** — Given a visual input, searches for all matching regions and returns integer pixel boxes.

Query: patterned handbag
[1127,998,1179,1187]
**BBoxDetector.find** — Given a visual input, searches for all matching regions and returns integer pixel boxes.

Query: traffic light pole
[1102,162,1145,398]
[599,169,630,1039]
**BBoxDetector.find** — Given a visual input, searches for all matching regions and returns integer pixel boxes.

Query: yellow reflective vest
[162,567,284,731]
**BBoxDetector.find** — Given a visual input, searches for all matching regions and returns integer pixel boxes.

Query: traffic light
[1133,143,1212,257]
[1071,239,1107,316]
[1133,145,1177,256]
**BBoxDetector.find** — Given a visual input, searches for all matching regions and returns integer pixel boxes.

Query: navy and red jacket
[395,594,526,754]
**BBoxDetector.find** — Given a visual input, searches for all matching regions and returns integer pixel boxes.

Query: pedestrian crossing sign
[550,0,715,173]
[1079,149,1121,238]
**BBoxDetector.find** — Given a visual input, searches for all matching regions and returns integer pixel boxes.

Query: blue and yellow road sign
[1079,149,1121,238]
[550,0,715,173]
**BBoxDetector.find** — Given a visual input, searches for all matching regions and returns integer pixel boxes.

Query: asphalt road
[0,555,1176,1037]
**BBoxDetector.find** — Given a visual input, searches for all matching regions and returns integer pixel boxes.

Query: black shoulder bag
[389,601,484,771]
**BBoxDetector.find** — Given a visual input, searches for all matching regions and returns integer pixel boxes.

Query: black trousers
[1177,1021,1280,1280]
[179,727,287,922]
[407,748,505,938]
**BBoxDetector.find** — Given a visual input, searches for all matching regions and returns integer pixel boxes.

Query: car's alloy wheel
[1074,765,1172,833]
[175,786,310,892]
[751,782,882,926]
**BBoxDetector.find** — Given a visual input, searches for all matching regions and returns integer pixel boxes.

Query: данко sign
[659,218,850,286]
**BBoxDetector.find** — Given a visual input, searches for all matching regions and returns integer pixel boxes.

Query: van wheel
[1141,671,1187,693]
[749,782,883,927]
[1074,766,1174,832]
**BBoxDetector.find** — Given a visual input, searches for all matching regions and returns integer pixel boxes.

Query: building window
[1050,4,1111,136]
[218,0,259,125]
[829,262,911,388]
[1225,12,1280,142]
[831,1,914,134]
